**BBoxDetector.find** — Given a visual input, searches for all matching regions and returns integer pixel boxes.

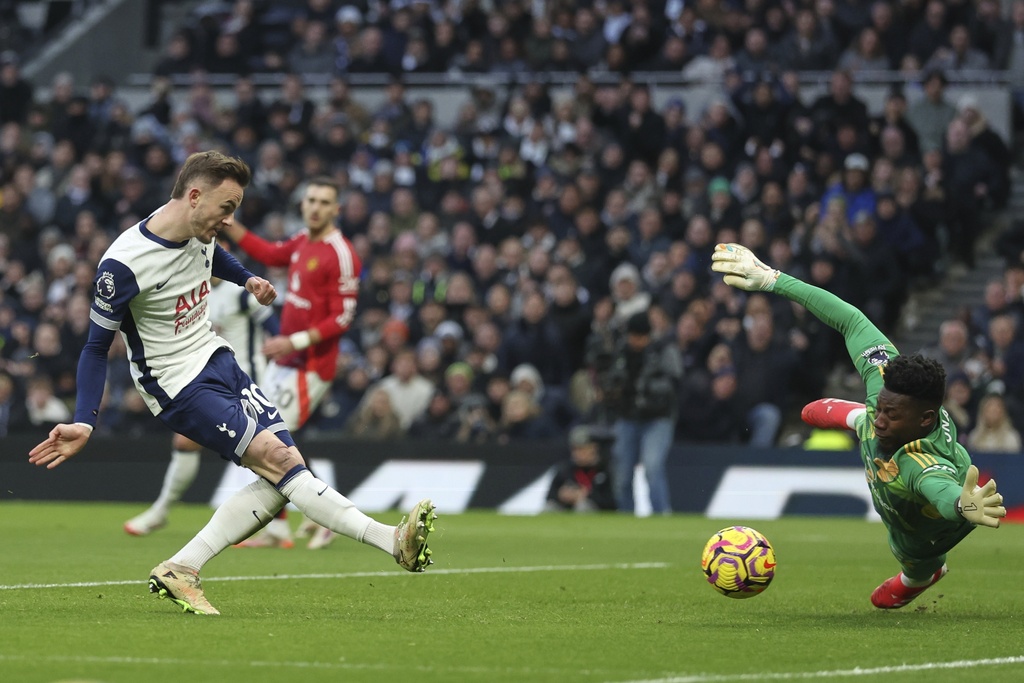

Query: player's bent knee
[241,431,305,482]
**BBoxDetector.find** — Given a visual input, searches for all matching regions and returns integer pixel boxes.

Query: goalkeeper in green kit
[711,243,1007,609]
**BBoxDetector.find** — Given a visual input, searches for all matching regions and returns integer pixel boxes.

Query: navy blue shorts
[158,348,295,464]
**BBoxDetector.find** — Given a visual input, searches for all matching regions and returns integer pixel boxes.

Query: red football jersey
[238,229,361,381]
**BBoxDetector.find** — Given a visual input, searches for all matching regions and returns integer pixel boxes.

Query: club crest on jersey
[96,271,116,299]
[306,257,319,271]
[861,345,890,367]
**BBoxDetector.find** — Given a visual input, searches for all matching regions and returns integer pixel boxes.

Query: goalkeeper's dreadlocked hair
[883,354,946,408]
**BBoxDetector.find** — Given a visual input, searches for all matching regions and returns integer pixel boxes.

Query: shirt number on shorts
[241,383,279,419]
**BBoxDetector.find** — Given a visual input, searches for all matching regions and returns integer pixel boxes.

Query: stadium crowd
[0,0,1021,453]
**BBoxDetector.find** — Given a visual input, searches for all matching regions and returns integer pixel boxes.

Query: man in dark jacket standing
[594,311,683,514]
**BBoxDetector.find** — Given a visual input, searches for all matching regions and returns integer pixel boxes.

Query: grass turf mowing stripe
[1,653,1022,680]
[0,561,669,590]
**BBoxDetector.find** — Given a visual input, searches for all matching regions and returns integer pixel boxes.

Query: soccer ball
[700,525,776,599]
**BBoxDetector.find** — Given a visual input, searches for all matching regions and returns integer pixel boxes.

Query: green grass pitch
[2,502,1023,683]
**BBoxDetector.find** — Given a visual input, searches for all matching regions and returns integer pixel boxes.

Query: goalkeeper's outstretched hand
[957,465,1006,528]
[711,243,780,292]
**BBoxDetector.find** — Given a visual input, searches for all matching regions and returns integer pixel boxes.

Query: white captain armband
[289,330,312,351]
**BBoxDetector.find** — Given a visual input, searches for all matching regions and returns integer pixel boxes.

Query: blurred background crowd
[1,0,1023,456]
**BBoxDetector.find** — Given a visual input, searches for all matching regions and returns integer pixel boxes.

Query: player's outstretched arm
[28,423,93,469]
[712,243,893,398]
[957,465,1007,528]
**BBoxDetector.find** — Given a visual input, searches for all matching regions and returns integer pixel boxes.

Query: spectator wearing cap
[0,50,33,125]
[510,361,578,429]
[608,262,651,330]
[544,425,616,512]
[435,319,466,364]
[906,69,957,153]
[703,176,744,234]
[820,153,877,226]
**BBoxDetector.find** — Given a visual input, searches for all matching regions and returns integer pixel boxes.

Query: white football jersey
[90,217,231,414]
[206,280,270,383]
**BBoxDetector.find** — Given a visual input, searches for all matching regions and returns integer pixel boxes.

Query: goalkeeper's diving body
[711,243,1007,609]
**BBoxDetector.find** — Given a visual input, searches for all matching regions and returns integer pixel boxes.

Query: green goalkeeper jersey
[774,274,973,556]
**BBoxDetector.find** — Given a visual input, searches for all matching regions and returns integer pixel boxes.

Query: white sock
[900,569,940,588]
[277,468,394,553]
[170,477,286,571]
[151,449,201,513]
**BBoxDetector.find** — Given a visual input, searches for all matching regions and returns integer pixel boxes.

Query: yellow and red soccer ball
[701,526,776,599]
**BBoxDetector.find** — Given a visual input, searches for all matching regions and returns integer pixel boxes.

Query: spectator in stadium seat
[154,31,196,77]
[0,50,33,125]
[967,393,1023,453]
[821,152,877,227]
[499,290,571,387]
[971,0,1013,69]
[957,95,1011,210]
[810,70,870,151]
[344,386,405,440]
[544,425,616,512]
[776,8,836,71]
[925,24,990,74]
[921,319,976,381]
[906,69,957,154]
[288,20,335,75]
[408,387,459,439]
[941,117,999,269]
[838,27,891,74]
[907,0,950,64]
[979,314,1024,399]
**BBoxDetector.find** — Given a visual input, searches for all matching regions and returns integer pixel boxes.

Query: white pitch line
[609,655,1024,683]
[0,653,610,677]
[0,562,668,591]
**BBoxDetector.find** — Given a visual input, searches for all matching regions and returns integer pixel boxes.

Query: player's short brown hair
[171,151,252,199]
[305,175,340,197]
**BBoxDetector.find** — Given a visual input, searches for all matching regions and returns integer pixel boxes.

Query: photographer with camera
[586,311,683,514]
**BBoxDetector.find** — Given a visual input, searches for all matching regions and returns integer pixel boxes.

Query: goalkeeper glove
[710,243,780,292]
[956,465,1006,528]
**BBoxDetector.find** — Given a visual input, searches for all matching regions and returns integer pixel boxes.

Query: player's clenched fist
[245,276,277,305]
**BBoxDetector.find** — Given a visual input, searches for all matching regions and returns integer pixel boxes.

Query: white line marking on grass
[0,562,668,591]
[0,653,622,677]
[609,655,1024,683]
